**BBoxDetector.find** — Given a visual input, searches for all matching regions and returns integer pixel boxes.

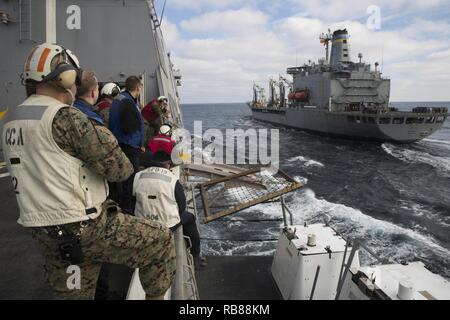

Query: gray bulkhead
[0,0,183,142]
[293,72,331,109]
[330,70,391,109]
[0,0,46,115]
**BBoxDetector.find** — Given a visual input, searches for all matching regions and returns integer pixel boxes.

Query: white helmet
[23,43,81,89]
[101,83,120,97]
[159,124,173,136]
[157,95,168,102]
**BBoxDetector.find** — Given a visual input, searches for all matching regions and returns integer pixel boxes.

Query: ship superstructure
[250,29,448,143]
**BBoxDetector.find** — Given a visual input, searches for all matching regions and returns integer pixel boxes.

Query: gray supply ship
[249,29,448,143]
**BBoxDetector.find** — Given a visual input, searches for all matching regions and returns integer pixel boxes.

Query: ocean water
[181,102,450,279]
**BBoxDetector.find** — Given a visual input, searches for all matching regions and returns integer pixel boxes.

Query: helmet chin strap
[44,80,75,105]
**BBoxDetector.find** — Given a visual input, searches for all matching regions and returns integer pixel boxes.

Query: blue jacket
[73,99,104,125]
[109,91,144,148]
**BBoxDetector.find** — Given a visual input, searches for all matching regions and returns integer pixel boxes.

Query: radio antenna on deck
[160,0,167,26]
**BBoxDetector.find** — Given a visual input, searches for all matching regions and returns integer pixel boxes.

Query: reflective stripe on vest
[139,172,172,183]
[2,105,48,123]
[153,137,172,142]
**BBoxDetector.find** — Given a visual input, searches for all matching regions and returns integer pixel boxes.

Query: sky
[155,0,450,103]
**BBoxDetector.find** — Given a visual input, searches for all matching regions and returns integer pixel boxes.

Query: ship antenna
[381,45,384,74]
[320,29,332,64]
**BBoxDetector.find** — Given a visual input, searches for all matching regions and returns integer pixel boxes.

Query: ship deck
[0,161,280,300]
[251,106,450,117]
[0,167,53,299]
[196,256,281,300]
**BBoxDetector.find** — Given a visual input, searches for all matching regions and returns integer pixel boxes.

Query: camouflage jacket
[52,106,133,182]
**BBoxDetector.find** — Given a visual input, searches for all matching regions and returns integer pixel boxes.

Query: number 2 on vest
[11,177,19,194]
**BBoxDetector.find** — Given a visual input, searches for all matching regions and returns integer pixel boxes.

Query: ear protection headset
[159,124,173,136]
[110,85,120,97]
[44,48,82,89]
[23,43,82,90]
[43,63,81,89]
[101,83,121,97]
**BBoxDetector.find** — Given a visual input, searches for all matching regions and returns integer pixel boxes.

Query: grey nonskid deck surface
[196,256,281,300]
[0,165,280,300]
[0,175,53,300]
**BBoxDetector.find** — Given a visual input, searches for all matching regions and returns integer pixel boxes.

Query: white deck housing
[271,224,360,300]
[339,262,450,300]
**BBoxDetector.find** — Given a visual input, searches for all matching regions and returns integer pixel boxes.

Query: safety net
[195,166,303,223]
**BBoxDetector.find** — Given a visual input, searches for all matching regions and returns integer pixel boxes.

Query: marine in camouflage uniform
[98,107,111,127]
[3,43,176,300]
[30,106,176,299]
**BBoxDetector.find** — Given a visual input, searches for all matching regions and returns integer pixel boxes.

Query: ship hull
[251,107,448,143]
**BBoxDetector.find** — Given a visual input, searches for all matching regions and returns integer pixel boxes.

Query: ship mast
[319,29,333,64]
[269,78,277,107]
[253,84,266,107]
[279,75,293,108]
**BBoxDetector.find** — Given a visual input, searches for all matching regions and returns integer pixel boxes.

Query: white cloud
[428,49,450,61]
[161,19,181,46]
[162,12,292,103]
[167,0,246,11]
[401,18,450,39]
[275,18,445,62]
[180,8,269,35]
[288,0,448,21]
[388,54,450,100]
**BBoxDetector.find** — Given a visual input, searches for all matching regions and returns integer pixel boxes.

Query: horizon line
[181,101,450,105]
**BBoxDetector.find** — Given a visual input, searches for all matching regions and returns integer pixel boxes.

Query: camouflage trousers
[30,200,176,300]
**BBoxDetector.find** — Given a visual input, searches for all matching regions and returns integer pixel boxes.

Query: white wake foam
[287,155,325,168]
[293,176,308,185]
[382,143,450,175]
[423,138,450,146]
[200,177,450,274]
[400,200,450,228]
[243,188,450,260]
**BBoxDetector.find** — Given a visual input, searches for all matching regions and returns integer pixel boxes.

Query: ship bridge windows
[436,116,446,123]
[348,116,376,124]
[425,116,436,124]
[393,118,404,124]
[379,117,391,125]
